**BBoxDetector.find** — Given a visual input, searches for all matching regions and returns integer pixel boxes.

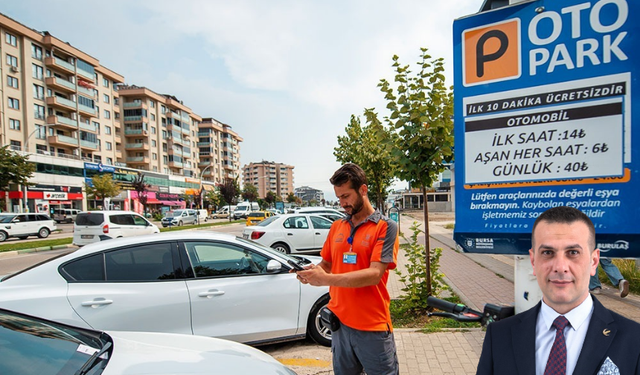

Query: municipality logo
[598,240,629,252]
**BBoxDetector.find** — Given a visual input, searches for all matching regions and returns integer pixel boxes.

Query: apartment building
[116,85,203,178]
[294,186,324,203]
[242,161,294,200]
[0,13,243,213]
[198,117,243,183]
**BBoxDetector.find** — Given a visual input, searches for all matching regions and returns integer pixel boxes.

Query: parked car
[293,207,346,222]
[233,202,260,219]
[72,211,160,246]
[196,209,209,222]
[0,232,332,347]
[242,213,334,254]
[212,205,235,219]
[246,211,274,226]
[0,213,57,242]
[0,308,296,375]
[161,209,198,227]
[53,208,81,223]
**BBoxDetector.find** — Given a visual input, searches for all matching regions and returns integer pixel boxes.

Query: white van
[196,209,209,222]
[53,208,81,224]
[233,202,260,219]
[0,213,57,242]
[212,205,235,219]
[73,211,160,246]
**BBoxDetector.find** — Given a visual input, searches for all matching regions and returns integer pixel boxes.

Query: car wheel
[307,294,332,347]
[178,221,183,226]
[38,228,50,238]
[0,231,6,242]
[271,242,290,254]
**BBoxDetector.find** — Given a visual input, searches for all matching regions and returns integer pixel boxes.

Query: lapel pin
[603,329,611,337]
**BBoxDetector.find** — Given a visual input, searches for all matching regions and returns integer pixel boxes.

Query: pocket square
[597,357,619,375]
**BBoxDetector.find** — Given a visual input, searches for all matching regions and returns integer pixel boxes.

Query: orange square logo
[463,18,520,86]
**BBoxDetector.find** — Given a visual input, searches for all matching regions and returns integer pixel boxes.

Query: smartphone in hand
[287,259,305,271]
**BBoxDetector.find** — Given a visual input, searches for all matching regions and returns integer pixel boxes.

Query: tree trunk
[422,186,432,296]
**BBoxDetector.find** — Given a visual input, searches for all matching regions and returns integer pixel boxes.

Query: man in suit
[476,206,640,375]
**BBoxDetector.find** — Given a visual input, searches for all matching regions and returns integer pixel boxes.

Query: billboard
[453,0,639,256]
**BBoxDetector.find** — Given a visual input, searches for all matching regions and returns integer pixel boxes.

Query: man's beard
[347,192,364,216]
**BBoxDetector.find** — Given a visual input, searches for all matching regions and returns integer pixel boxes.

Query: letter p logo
[463,19,520,86]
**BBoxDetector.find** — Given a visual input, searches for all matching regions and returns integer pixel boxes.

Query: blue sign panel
[84,162,116,173]
[453,0,639,257]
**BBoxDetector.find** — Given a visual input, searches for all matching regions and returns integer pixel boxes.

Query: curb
[16,244,75,254]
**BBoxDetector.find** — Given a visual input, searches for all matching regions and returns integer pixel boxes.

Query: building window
[8,97,19,109]
[9,119,20,130]
[10,140,21,151]
[31,44,43,60]
[106,142,112,150]
[103,93,110,103]
[106,157,113,165]
[151,140,157,147]
[104,109,110,119]
[103,78,109,88]
[35,125,46,139]
[152,153,157,160]
[32,64,43,80]
[105,126,111,135]
[7,76,18,88]
[34,104,45,120]
[33,84,45,100]
[5,33,17,46]
[6,54,17,67]
[161,105,166,114]
[150,113,156,121]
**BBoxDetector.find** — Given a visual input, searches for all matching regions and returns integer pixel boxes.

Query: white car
[0,232,331,347]
[0,308,295,375]
[0,213,57,242]
[242,213,334,254]
[73,211,160,246]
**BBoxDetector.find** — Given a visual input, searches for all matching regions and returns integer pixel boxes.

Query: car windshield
[236,236,298,259]
[249,212,264,218]
[257,216,279,226]
[0,309,109,375]
[0,215,16,223]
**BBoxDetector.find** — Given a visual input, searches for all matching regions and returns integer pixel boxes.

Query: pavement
[276,212,640,375]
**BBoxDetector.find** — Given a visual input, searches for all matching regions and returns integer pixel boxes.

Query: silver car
[161,209,198,227]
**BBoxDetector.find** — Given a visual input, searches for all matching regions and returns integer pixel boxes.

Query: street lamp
[22,127,43,213]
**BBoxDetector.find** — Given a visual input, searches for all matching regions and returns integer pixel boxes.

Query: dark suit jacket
[476,296,640,375]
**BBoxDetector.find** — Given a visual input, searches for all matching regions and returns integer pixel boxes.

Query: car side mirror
[266,259,283,273]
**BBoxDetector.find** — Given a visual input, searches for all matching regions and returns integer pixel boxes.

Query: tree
[265,191,277,207]
[205,190,222,210]
[376,48,454,295]
[85,174,122,209]
[286,192,296,204]
[0,146,36,210]
[219,177,239,220]
[132,172,150,214]
[334,114,395,214]
[241,184,258,203]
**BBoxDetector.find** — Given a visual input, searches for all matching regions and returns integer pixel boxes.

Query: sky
[4,0,481,200]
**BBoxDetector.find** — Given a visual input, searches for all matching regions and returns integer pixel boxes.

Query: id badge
[343,251,357,264]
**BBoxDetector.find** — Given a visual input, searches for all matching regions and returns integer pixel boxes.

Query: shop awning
[202,184,215,191]
[160,200,181,206]
[146,198,162,204]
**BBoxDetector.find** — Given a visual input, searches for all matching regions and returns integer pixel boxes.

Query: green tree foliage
[85,174,122,208]
[286,192,296,204]
[205,190,222,210]
[0,146,36,191]
[241,184,258,203]
[265,191,276,207]
[132,172,150,213]
[375,48,454,295]
[334,114,395,214]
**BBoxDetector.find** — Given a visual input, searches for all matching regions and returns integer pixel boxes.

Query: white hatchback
[73,211,160,246]
[242,213,334,254]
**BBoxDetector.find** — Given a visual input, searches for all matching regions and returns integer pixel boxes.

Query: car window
[15,215,28,222]
[290,216,309,229]
[310,216,333,229]
[184,241,270,277]
[105,243,175,281]
[75,213,104,226]
[0,215,13,223]
[61,253,105,281]
[257,216,279,227]
[36,215,51,221]
[132,215,148,226]
[110,214,134,225]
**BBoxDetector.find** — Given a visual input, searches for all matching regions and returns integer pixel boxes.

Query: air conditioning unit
[10,66,19,73]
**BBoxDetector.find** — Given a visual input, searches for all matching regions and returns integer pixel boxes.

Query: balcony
[47,115,78,131]
[77,67,94,80]
[114,134,122,143]
[77,85,95,98]
[126,156,150,164]
[124,115,144,122]
[123,101,144,108]
[125,142,150,151]
[80,140,98,150]
[46,96,76,111]
[169,160,184,168]
[115,150,123,158]
[79,122,98,133]
[78,103,96,117]
[44,56,74,74]
[124,128,147,137]
[45,77,75,93]
[48,134,78,147]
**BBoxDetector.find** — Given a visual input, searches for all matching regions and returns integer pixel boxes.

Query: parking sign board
[453,0,639,256]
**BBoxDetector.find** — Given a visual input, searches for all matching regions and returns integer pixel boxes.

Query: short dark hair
[330,163,367,191]
[532,206,596,250]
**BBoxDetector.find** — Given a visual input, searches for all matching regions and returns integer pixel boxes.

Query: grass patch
[444,223,455,230]
[159,220,244,232]
[0,238,72,252]
[599,259,640,295]
[390,296,481,332]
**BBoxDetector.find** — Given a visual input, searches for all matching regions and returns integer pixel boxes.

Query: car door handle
[199,290,225,298]
[81,299,113,307]
[315,232,321,235]
[287,233,294,236]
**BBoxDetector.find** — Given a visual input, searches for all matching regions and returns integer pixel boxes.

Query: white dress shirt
[535,295,594,375]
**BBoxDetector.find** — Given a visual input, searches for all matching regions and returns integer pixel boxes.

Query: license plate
[81,235,94,239]
[242,234,249,239]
